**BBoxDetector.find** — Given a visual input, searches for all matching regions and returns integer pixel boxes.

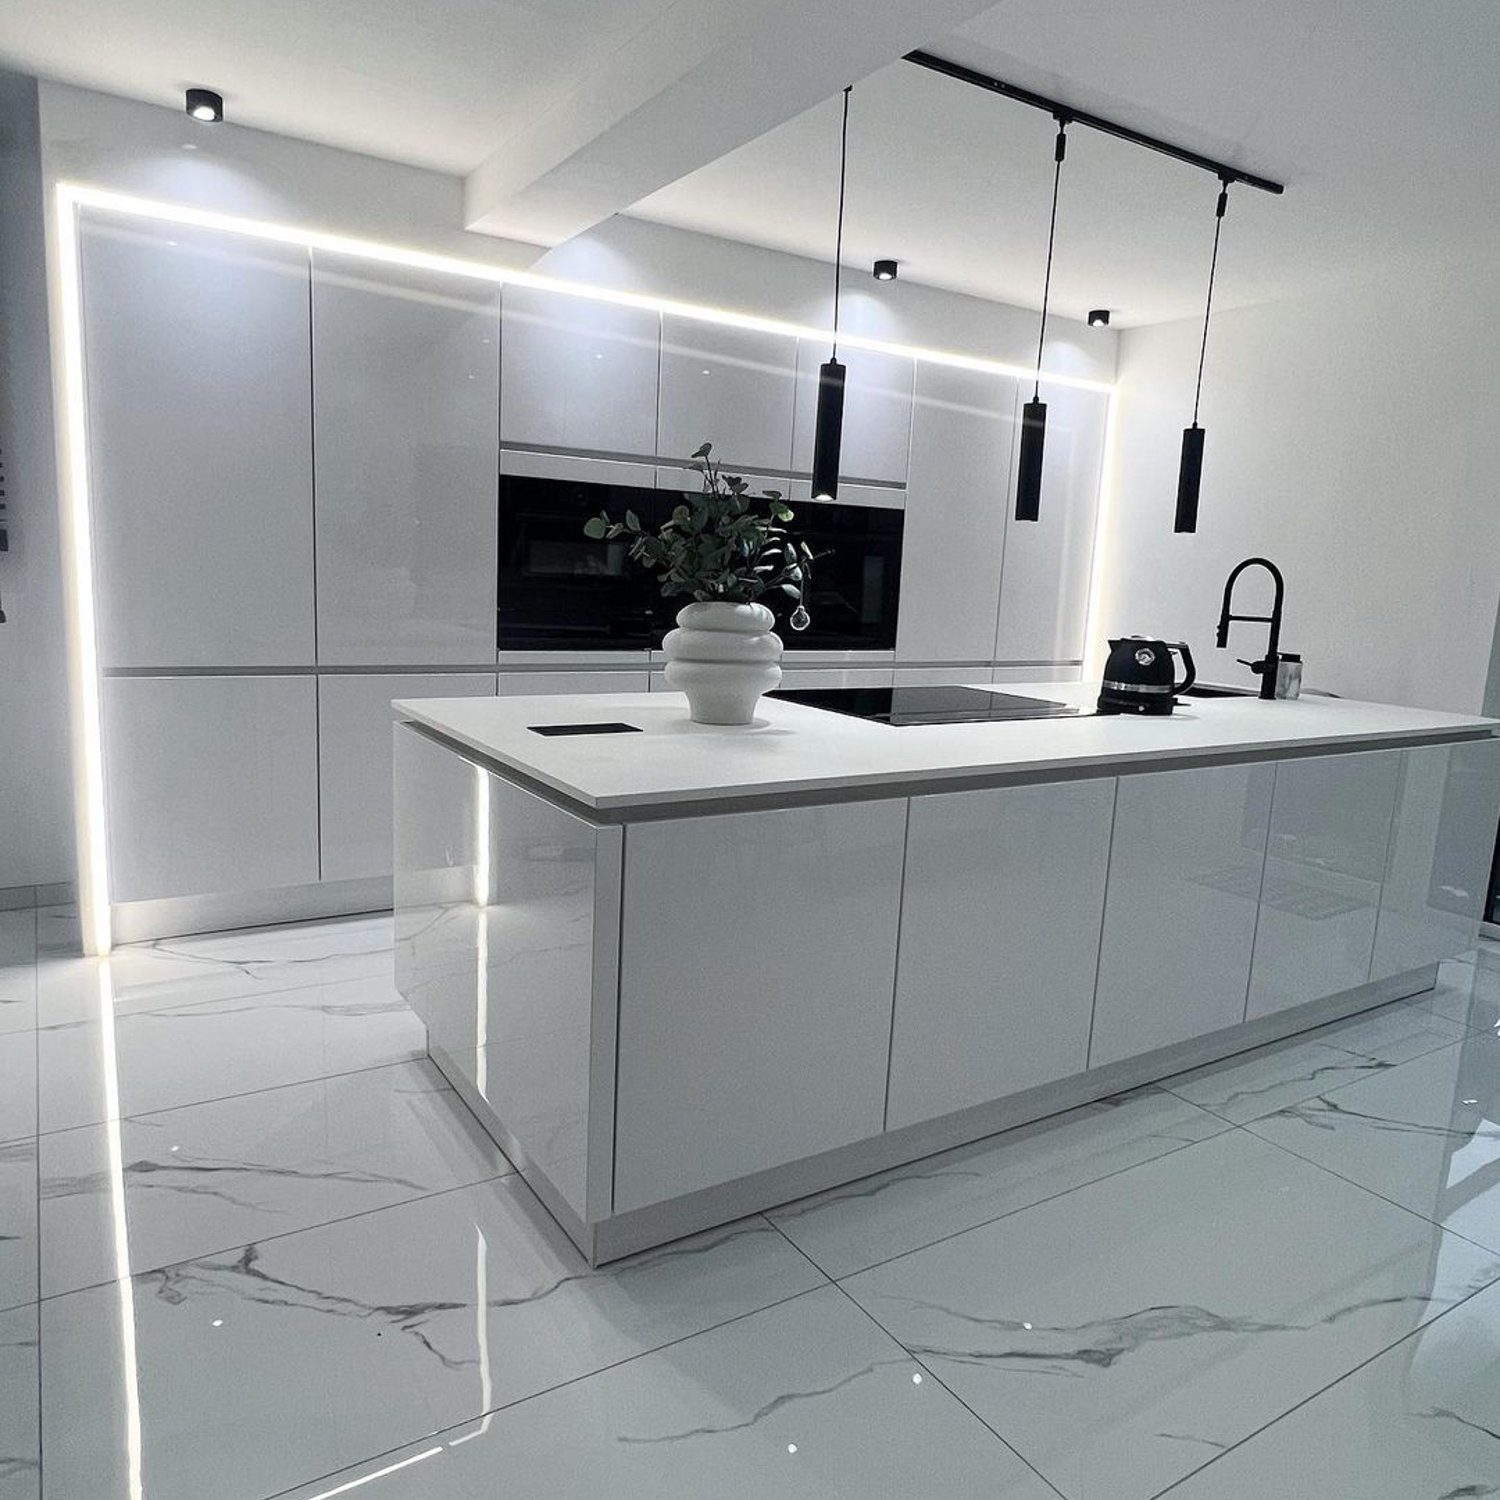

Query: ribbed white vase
[662,601,783,725]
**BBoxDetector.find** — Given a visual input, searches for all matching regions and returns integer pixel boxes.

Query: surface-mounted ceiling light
[1176,180,1230,534]
[185,88,223,123]
[811,86,853,503]
[1087,308,1110,328]
[1015,117,1069,523]
[873,258,898,281]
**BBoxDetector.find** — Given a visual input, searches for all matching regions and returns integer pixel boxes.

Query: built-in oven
[497,468,903,652]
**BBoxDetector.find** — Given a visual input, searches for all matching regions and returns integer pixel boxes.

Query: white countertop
[394,684,1499,816]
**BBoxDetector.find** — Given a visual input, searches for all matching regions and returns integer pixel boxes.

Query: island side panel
[886,776,1117,1130]
[394,723,618,1226]
[1372,739,1500,980]
[611,799,908,1214]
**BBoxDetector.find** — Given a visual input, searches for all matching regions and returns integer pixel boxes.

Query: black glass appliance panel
[497,474,903,652]
[767,685,1082,725]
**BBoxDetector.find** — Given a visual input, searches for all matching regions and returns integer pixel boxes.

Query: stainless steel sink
[1178,683,1255,698]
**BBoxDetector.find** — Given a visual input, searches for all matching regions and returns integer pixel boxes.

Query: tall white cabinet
[312,253,501,665]
[897,363,1018,663]
[81,212,315,668]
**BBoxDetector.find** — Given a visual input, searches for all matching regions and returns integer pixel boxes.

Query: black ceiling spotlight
[811,85,853,503]
[1175,179,1231,534]
[873,258,899,281]
[1015,116,1069,523]
[1087,308,1110,328]
[185,87,223,123]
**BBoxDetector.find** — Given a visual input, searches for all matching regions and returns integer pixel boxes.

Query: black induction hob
[767,685,1083,726]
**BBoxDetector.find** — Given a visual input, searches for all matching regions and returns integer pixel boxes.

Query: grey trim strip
[105,658,1083,678]
[103,664,503,678]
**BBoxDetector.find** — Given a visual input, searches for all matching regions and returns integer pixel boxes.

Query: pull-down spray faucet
[1216,557,1284,700]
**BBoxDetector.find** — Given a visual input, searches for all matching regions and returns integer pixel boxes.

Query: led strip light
[52,180,1119,955]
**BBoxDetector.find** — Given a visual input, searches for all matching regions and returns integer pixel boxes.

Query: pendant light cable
[1031,118,1068,401]
[1190,181,1229,425]
[831,84,851,357]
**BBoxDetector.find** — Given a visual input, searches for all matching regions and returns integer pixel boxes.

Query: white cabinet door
[896,363,1018,663]
[500,285,659,456]
[81,213,314,668]
[1247,751,1401,1019]
[791,339,913,486]
[320,672,496,883]
[312,253,500,665]
[1091,763,1274,1067]
[888,778,1116,1129]
[104,675,319,902]
[994,381,1108,665]
[657,315,797,473]
[612,799,907,1211]
[1373,740,1500,980]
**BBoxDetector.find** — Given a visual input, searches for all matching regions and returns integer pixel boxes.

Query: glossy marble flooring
[4,909,1500,1499]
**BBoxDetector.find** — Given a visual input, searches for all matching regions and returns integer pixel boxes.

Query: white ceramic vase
[662,601,783,725]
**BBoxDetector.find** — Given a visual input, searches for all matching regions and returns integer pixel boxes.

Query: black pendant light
[1176,179,1230,533]
[811,86,853,502]
[1016,117,1068,522]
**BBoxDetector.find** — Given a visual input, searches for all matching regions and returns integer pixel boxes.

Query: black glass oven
[497,472,903,652]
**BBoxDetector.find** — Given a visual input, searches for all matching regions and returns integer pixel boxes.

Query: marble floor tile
[1162,993,1469,1124]
[36,976,424,1134]
[38,1059,511,1298]
[34,913,396,1029]
[1247,1031,1500,1253]
[0,1304,39,1500]
[0,1031,35,1146]
[277,1285,1057,1500]
[40,1182,825,1500]
[0,1138,37,1313]
[1426,951,1500,1034]
[841,1129,1500,1500]
[768,1086,1228,1279]
[1164,1274,1500,1499]
[0,911,37,1036]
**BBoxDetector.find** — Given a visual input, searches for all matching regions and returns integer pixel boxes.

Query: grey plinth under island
[393,684,1500,1264]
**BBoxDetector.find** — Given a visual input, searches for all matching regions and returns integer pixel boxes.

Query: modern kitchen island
[393,684,1500,1263]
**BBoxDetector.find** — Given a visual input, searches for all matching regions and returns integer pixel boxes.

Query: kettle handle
[1170,641,1197,696]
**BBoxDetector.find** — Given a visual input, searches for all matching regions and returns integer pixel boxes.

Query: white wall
[1101,276,1500,713]
[0,71,72,891]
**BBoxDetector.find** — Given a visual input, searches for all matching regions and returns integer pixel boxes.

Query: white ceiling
[4,0,1498,324]
[635,0,1500,324]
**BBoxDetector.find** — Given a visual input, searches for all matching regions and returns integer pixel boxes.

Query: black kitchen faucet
[1216,557,1284,700]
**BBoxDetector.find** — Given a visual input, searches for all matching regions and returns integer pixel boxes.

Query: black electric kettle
[1097,637,1196,716]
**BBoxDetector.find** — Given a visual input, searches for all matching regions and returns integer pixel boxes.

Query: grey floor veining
[4,905,1500,1499]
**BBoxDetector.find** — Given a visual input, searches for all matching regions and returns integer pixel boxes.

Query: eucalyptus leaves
[582,443,814,631]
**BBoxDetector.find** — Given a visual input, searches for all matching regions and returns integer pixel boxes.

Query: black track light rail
[904,50,1284,196]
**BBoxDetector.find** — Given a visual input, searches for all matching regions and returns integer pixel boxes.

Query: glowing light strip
[53,193,112,955]
[303,1446,443,1499]
[445,1225,494,1447]
[54,183,1116,394]
[473,766,490,1099]
[98,962,143,1499]
[1081,387,1122,683]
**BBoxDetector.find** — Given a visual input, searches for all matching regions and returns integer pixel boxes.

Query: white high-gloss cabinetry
[81,213,315,668]
[790,339,914,485]
[1091,763,1275,1066]
[311,253,500,665]
[611,800,907,1211]
[994,381,1108,665]
[319,673,496,883]
[499,670,650,696]
[656,316,797,472]
[1373,741,1500,980]
[887,778,1116,1129]
[1247,751,1401,1019]
[897,363,1019,663]
[500,285,659,456]
[104,675,320,902]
